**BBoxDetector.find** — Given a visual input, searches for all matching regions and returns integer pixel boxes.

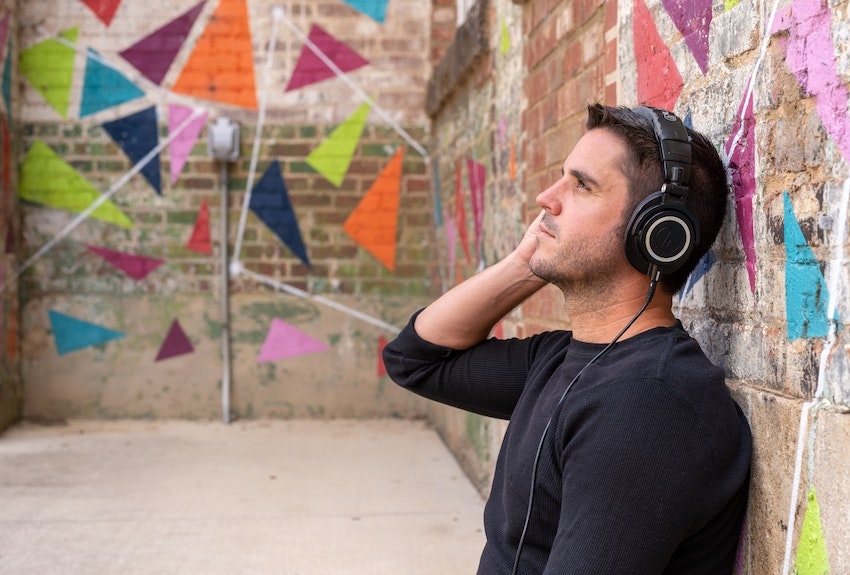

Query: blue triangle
[249,161,310,267]
[80,49,145,118]
[681,249,716,297]
[2,40,11,120]
[784,191,830,340]
[342,0,388,22]
[49,310,125,355]
[102,106,162,194]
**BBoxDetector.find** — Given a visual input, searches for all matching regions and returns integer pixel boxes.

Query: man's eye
[576,179,589,190]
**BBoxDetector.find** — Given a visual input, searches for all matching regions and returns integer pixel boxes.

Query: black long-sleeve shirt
[383,312,752,574]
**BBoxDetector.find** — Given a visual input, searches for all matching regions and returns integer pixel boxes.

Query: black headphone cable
[510,277,660,575]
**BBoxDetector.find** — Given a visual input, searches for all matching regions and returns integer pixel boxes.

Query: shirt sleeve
[382,310,561,419]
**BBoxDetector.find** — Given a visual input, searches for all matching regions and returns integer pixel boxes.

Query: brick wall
[15,0,438,421]
[0,0,18,432]
[430,0,850,570]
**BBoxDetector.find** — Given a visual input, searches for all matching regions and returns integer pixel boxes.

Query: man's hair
[585,103,729,294]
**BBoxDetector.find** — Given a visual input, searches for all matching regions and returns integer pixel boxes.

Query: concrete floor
[0,419,486,575]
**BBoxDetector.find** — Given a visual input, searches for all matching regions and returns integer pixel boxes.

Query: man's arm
[414,210,548,349]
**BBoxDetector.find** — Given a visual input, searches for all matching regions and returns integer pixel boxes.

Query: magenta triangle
[168,104,208,184]
[87,245,164,280]
[119,0,206,85]
[285,24,370,92]
[155,319,194,361]
[258,318,328,363]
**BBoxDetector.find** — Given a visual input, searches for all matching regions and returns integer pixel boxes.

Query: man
[383,104,752,574]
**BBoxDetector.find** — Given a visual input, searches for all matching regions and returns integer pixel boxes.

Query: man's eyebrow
[568,168,599,188]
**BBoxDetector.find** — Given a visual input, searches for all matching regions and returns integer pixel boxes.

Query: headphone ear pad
[624,191,699,276]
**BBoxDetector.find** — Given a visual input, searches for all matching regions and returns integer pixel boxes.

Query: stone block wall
[426,0,850,570]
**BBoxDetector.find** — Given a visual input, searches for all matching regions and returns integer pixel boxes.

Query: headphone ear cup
[624,191,699,276]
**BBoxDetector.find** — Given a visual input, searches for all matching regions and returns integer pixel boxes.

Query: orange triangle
[187,199,212,254]
[343,148,404,270]
[171,0,257,109]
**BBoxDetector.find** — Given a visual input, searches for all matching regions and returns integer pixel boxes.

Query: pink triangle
[258,318,328,363]
[285,24,370,92]
[155,319,194,361]
[86,245,165,280]
[466,158,486,259]
[82,0,122,26]
[168,104,208,184]
[119,1,206,85]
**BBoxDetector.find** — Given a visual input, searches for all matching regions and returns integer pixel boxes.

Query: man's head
[584,103,729,294]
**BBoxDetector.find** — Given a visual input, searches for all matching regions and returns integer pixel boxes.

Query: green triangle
[795,488,831,575]
[306,102,371,187]
[20,141,133,228]
[500,19,511,54]
[19,27,78,118]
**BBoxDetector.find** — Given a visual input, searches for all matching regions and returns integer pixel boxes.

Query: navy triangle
[249,161,310,267]
[101,106,162,194]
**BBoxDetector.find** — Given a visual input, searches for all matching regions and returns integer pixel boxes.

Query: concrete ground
[0,419,486,575]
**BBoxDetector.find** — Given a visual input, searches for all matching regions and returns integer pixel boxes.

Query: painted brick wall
[14,0,438,421]
[428,0,850,570]
[0,0,18,432]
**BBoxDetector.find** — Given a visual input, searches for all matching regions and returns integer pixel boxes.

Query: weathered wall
[428,0,850,571]
[0,0,19,432]
[15,0,438,421]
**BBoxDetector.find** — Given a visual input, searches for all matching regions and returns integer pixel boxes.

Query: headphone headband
[633,106,693,194]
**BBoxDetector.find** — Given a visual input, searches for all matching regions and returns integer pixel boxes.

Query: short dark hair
[585,103,728,294]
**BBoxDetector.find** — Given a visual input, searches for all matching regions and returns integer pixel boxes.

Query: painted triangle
[19,140,133,228]
[258,318,327,363]
[168,104,208,184]
[633,0,682,109]
[784,191,831,340]
[186,199,212,254]
[49,309,125,355]
[377,335,388,377]
[341,0,388,23]
[101,106,162,194]
[306,102,370,187]
[80,48,146,118]
[725,91,757,293]
[155,319,194,361]
[794,488,831,574]
[249,161,310,266]
[467,158,486,258]
[1,38,11,120]
[171,0,257,109]
[454,162,471,264]
[86,245,164,280]
[19,27,78,118]
[681,249,716,297]
[120,1,206,85]
[661,0,711,74]
[343,147,403,270]
[285,24,370,92]
[82,0,122,26]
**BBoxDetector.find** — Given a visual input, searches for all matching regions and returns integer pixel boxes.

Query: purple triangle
[119,1,206,85]
[155,319,194,361]
[661,0,711,74]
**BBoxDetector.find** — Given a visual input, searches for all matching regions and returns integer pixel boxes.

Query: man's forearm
[414,251,547,350]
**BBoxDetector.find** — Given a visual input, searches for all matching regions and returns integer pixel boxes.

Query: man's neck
[563,279,677,344]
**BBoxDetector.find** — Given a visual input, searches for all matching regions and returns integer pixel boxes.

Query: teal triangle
[49,310,125,355]
[342,0,388,22]
[80,48,145,118]
[2,39,11,120]
[784,191,830,340]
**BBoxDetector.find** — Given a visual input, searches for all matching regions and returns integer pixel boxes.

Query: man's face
[528,128,632,296]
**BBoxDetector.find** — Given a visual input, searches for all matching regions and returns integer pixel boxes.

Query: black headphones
[624,107,699,281]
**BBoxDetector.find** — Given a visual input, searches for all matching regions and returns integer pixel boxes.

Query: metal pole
[220,160,232,424]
